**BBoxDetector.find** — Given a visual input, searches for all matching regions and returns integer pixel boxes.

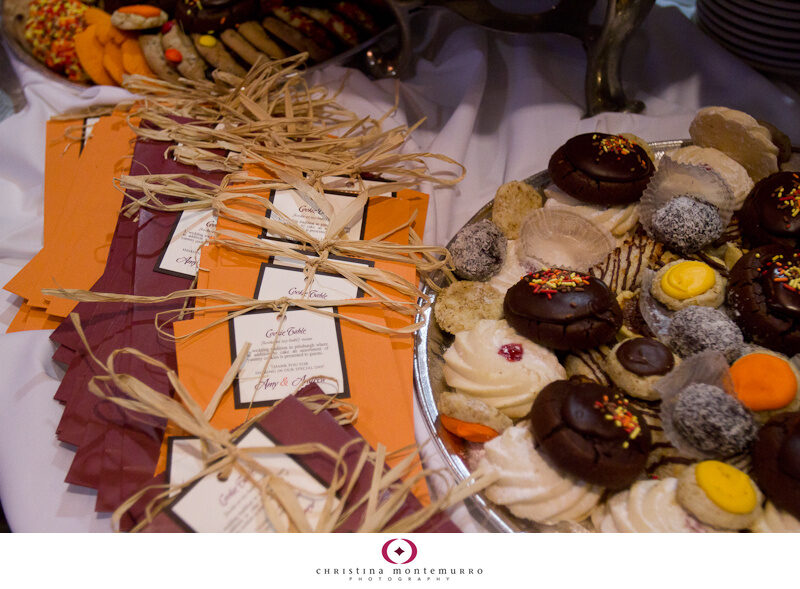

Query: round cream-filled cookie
[606,337,679,401]
[650,260,726,311]
[442,319,565,418]
[478,424,603,525]
[676,461,763,530]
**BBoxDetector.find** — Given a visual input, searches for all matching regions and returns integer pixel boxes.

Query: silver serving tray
[413,139,690,533]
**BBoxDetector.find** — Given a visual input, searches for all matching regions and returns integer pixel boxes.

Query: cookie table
[1,4,799,532]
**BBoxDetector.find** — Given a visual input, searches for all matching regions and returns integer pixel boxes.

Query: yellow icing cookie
[695,461,757,514]
[660,261,716,299]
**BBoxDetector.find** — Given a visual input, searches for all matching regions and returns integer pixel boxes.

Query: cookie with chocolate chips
[503,268,622,351]
[529,379,651,489]
[727,244,800,356]
[548,133,655,206]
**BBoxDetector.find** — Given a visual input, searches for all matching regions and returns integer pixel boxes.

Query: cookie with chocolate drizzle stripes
[589,229,667,295]
[563,347,612,386]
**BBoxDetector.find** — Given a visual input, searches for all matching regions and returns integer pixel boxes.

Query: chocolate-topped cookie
[503,268,622,350]
[752,411,800,520]
[739,172,800,249]
[727,244,800,356]
[175,0,257,33]
[606,337,677,401]
[530,379,651,489]
[548,133,655,206]
[617,337,674,375]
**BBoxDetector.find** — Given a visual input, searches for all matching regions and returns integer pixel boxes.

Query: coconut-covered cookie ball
[667,306,744,362]
[650,196,724,254]
[671,383,758,456]
[449,219,507,281]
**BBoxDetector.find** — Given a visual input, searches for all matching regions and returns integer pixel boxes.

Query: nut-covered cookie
[433,280,504,335]
[491,181,543,239]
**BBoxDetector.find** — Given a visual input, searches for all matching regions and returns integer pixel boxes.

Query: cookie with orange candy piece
[438,391,512,443]
[110,4,169,30]
[676,460,763,530]
[731,349,800,422]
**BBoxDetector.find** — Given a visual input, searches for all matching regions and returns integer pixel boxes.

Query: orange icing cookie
[731,353,798,411]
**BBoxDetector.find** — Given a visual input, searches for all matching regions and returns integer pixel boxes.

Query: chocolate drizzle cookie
[739,172,800,249]
[548,133,654,206]
[727,245,800,356]
[504,268,622,351]
[530,379,651,489]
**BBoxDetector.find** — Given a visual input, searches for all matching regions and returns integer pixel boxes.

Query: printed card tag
[264,188,366,242]
[254,254,373,302]
[165,427,335,532]
[230,309,347,407]
[156,209,217,279]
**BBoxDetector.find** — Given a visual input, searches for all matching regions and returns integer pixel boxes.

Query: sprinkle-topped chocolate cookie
[530,379,651,489]
[548,133,655,206]
[728,245,800,356]
[503,268,622,350]
[740,172,800,248]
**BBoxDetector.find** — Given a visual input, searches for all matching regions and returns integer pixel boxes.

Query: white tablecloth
[1,5,798,532]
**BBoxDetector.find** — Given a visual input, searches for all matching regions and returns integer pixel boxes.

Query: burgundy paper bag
[128,385,459,533]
